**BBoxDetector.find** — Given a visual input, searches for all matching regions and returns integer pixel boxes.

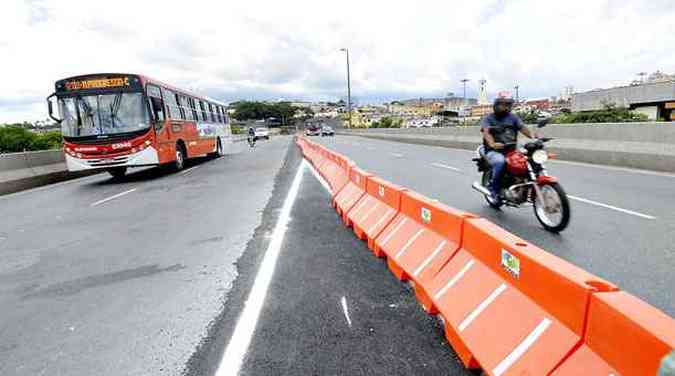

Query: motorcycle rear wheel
[533,182,570,233]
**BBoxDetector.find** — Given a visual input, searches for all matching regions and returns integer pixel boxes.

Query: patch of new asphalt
[184,143,472,375]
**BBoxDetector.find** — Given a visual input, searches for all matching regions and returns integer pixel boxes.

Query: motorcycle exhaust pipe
[472,182,491,196]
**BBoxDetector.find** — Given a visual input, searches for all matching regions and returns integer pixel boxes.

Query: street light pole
[514,84,520,104]
[460,78,469,123]
[461,79,469,106]
[340,48,352,128]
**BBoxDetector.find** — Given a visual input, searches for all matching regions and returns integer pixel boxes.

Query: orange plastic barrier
[333,167,370,224]
[317,150,352,194]
[372,191,473,304]
[346,176,405,248]
[306,141,325,169]
[424,218,617,375]
[554,291,675,376]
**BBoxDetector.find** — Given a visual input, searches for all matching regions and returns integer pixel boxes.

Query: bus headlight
[532,150,549,164]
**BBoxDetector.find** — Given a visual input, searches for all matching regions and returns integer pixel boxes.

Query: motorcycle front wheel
[533,182,570,233]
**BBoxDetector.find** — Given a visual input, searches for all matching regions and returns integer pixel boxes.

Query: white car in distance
[254,127,270,140]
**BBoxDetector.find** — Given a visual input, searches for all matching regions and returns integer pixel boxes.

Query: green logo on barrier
[501,249,520,278]
[421,207,431,224]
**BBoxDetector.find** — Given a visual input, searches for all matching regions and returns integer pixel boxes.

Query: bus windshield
[58,92,149,137]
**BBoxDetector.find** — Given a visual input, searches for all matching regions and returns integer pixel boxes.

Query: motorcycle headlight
[532,149,548,164]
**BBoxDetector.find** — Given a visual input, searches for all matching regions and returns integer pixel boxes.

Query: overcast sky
[1,0,674,122]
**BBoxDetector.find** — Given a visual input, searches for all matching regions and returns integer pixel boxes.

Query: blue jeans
[485,151,506,196]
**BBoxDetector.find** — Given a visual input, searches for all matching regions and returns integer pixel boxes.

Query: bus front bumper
[65,146,160,171]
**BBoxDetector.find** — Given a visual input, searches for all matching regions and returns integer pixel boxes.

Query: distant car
[254,127,270,140]
[305,126,321,136]
[321,126,334,136]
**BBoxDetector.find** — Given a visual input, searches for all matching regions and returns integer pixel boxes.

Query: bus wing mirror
[47,93,62,124]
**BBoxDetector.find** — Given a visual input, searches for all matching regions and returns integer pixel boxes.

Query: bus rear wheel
[107,167,127,179]
[174,143,186,171]
[209,138,223,158]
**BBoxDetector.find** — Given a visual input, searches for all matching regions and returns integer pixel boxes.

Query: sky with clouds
[1,0,674,122]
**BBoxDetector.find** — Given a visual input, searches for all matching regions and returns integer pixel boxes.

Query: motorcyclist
[480,95,535,204]
[247,126,256,146]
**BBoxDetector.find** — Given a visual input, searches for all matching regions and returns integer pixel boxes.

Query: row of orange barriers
[295,136,674,376]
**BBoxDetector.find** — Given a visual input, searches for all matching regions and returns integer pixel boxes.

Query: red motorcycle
[471,119,571,232]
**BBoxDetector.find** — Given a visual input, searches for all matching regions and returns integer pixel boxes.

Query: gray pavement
[239,161,467,375]
[314,135,675,317]
[0,137,290,376]
[0,135,477,376]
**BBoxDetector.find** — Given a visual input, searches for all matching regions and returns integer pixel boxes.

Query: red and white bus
[47,73,232,178]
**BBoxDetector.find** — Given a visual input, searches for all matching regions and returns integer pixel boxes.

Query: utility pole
[340,48,352,128]
[514,84,520,104]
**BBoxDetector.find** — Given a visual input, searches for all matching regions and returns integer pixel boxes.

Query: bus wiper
[77,95,95,126]
[109,92,122,128]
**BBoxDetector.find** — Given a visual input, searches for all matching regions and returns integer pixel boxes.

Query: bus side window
[199,101,208,122]
[208,103,216,122]
[216,106,223,123]
[179,96,191,121]
[147,84,165,127]
[190,98,199,121]
[175,93,186,120]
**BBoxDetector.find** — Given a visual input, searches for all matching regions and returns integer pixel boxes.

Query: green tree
[515,109,541,124]
[552,104,648,124]
[0,126,63,153]
[231,101,311,126]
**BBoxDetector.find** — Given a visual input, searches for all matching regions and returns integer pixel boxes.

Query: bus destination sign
[65,77,130,91]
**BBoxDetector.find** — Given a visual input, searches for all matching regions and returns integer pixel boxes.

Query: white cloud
[1,0,674,121]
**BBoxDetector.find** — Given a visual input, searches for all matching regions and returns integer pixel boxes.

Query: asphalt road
[0,138,290,375]
[0,136,475,375]
[314,135,675,317]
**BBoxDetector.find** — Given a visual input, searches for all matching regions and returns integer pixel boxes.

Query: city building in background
[572,71,675,120]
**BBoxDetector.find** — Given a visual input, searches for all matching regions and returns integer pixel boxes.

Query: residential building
[471,104,492,118]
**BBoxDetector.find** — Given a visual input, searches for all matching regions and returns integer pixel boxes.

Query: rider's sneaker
[487,191,502,207]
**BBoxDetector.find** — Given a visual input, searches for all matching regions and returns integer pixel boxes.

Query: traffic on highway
[1,1,675,376]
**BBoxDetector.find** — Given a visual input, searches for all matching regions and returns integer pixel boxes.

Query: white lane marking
[413,240,448,277]
[394,228,425,260]
[434,259,475,300]
[305,158,332,194]
[459,283,507,332]
[492,318,552,376]
[90,188,137,207]
[216,159,306,376]
[367,207,394,235]
[340,296,353,328]
[390,153,404,158]
[179,165,200,176]
[380,217,408,247]
[567,195,656,220]
[430,162,462,172]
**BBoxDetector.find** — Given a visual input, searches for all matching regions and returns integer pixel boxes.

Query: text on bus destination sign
[65,77,130,90]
